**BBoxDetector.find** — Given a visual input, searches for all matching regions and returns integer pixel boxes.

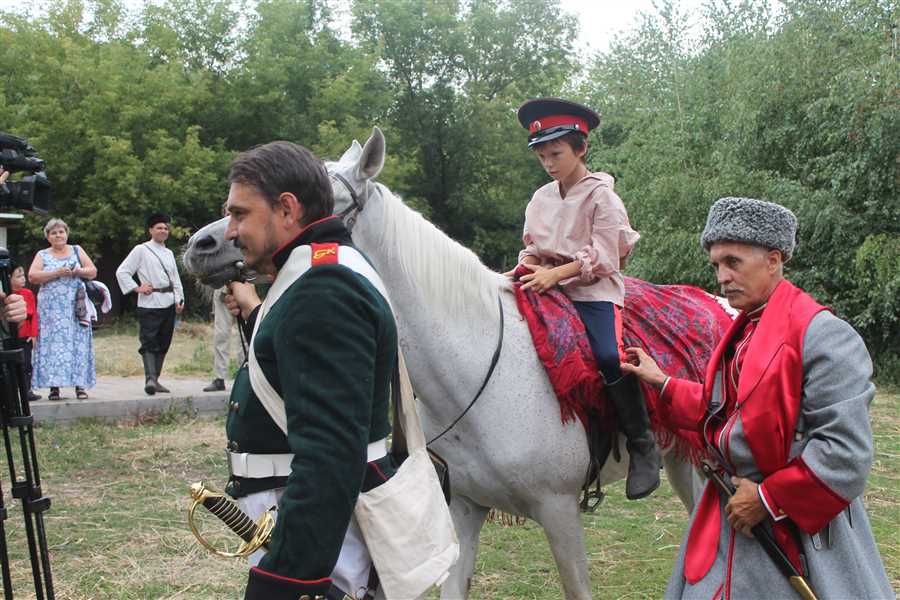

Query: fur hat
[146,213,170,229]
[701,197,797,260]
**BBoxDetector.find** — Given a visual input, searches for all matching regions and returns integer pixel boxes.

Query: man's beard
[239,220,280,274]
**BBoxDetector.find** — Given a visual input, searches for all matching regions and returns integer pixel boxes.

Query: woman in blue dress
[28,218,97,400]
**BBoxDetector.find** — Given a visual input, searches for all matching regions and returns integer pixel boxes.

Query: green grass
[3,393,898,599]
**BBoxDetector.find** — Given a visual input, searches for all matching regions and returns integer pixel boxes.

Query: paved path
[28,376,230,424]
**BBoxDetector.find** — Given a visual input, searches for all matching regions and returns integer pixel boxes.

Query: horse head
[182,216,256,288]
[326,127,386,234]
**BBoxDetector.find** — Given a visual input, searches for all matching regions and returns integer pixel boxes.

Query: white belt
[227,438,388,478]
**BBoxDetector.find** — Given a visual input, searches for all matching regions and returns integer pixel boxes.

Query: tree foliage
[1,0,897,377]
[584,0,899,378]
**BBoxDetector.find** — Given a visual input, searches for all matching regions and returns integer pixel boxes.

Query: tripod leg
[2,350,54,600]
[0,473,14,599]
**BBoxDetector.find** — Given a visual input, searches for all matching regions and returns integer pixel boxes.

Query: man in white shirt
[116,213,185,395]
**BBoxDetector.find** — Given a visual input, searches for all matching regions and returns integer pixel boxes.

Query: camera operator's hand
[55,266,74,279]
[0,292,27,324]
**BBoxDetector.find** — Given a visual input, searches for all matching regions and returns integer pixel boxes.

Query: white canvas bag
[354,351,459,599]
[247,244,458,599]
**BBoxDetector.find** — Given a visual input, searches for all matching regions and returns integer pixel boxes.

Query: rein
[427,295,504,446]
[329,167,505,445]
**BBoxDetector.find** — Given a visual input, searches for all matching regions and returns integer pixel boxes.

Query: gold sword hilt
[187,481,274,558]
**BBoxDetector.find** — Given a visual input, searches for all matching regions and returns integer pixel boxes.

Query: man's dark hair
[531,131,588,163]
[229,141,334,226]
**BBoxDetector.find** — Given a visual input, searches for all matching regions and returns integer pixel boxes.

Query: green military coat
[227,219,397,599]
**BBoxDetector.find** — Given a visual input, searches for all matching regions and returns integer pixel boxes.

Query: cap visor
[528,128,576,148]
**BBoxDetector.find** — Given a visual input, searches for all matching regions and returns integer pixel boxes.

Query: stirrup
[580,482,605,513]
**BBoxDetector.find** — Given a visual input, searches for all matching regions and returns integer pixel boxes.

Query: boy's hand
[519,263,559,293]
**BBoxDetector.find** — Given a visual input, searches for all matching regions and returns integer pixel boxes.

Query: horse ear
[357,127,385,180]
[339,140,363,164]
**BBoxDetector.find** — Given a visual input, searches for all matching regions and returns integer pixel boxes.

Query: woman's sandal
[75,387,88,400]
[48,387,61,401]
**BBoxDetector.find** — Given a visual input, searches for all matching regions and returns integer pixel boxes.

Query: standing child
[10,262,41,402]
[512,97,660,499]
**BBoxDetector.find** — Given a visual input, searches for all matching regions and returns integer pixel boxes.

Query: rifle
[700,461,819,600]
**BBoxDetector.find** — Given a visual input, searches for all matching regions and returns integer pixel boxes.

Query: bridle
[328,168,505,446]
[331,171,369,234]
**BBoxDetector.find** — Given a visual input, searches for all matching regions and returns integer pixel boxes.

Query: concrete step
[27,377,230,424]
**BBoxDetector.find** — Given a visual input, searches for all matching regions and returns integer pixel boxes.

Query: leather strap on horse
[426,294,504,446]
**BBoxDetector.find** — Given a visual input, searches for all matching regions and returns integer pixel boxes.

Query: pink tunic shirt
[519,172,639,305]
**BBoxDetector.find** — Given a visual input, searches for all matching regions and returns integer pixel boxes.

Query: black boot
[607,373,661,500]
[142,352,157,395]
[203,378,225,392]
[154,353,170,393]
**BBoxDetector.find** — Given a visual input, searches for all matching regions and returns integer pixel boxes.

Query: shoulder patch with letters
[310,243,339,266]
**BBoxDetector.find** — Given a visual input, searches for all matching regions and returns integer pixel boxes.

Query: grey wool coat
[665,311,894,600]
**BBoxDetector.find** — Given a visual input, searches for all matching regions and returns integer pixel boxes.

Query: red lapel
[703,310,749,401]
[736,280,792,406]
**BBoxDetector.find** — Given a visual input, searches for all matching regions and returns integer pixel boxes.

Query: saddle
[513,275,735,510]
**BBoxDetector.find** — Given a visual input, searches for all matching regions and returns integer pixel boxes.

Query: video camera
[0,132,51,213]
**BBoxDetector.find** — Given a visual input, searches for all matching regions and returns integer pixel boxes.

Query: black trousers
[136,306,176,355]
[21,338,34,386]
[572,300,623,384]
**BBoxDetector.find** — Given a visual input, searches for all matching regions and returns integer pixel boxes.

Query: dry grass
[92,318,243,378]
[2,393,897,599]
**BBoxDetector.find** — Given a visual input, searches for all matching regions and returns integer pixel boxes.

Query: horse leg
[662,451,700,513]
[534,495,592,600]
[440,495,489,600]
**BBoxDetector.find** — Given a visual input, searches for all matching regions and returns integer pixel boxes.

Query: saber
[188,482,274,558]
[700,462,819,600]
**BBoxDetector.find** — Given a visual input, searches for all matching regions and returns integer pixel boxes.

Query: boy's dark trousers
[573,300,661,500]
[21,339,37,400]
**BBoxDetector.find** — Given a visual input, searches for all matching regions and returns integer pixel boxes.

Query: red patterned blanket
[514,276,733,462]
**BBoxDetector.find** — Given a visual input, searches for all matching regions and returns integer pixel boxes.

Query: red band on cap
[529,115,589,134]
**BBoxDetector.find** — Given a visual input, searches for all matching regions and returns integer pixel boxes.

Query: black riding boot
[607,373,661,500]
[154,352,170,393]
[142,352,158,396]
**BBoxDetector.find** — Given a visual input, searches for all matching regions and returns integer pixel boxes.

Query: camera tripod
[0,247,54,599]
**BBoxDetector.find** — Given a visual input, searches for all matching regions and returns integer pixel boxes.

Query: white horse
[183,128,703,600]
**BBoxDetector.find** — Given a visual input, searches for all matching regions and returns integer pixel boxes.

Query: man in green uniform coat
[221,141,398,600]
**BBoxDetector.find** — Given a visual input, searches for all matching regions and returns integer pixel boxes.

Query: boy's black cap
[517,98,600,147]
[146,213,170,228]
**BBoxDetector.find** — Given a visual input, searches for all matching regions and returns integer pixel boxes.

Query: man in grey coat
[622,197,893,599]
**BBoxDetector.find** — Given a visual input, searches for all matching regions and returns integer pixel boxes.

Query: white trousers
[212,287,246,379]
[237,488,373,600]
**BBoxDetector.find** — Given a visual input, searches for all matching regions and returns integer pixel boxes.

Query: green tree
[351,0,579,268]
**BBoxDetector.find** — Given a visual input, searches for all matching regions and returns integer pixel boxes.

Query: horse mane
[366,183,510,315]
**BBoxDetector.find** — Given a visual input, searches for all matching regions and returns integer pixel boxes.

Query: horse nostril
[195,235,217,252]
